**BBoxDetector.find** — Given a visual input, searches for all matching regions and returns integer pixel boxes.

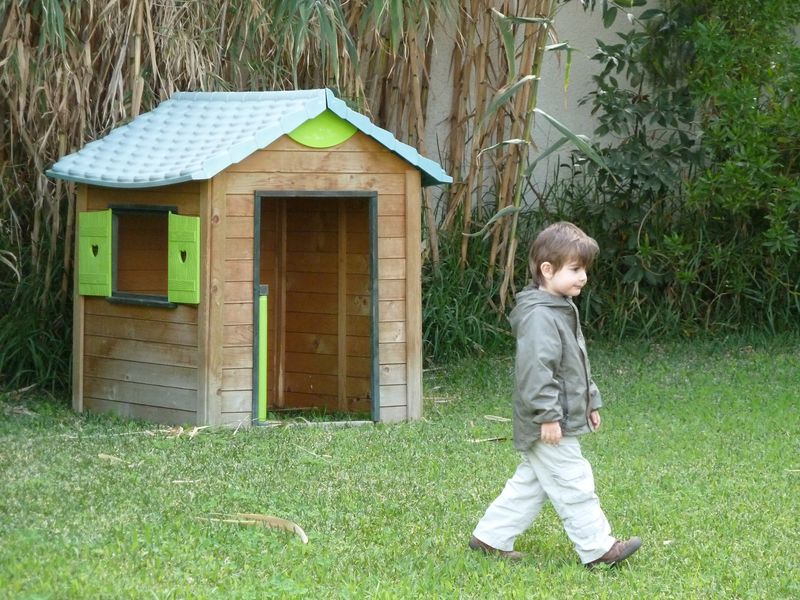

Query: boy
[469,222,641,568]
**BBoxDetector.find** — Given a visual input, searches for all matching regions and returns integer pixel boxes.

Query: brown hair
[529,222,599,286]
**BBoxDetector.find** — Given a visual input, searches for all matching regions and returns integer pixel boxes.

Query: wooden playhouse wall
[74,182,206,424]
[216,133,423,424]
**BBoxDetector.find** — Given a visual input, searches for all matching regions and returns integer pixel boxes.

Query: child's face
[540,261,588,297]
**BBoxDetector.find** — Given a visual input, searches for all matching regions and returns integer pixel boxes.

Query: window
[77,207,200,306]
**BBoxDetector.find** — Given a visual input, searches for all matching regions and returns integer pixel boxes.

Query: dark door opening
[253,192,378,422]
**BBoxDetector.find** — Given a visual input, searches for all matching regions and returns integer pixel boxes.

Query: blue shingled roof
[46,89,451,188]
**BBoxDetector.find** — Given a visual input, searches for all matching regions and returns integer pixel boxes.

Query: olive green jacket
[510,286,602,452]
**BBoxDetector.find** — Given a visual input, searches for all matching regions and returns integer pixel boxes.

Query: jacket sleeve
[589,378,603,410]
[515,310,563,424]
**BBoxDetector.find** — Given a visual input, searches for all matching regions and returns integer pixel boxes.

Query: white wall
[424,1,644,195]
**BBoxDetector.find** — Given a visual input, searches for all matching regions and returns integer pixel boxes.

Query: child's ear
[540,261,553,280]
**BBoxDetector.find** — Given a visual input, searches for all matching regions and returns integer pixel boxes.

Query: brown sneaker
[468,536,526,561]
[585,537,642,569]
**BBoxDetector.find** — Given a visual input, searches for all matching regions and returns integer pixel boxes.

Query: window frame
[108,204,178,308]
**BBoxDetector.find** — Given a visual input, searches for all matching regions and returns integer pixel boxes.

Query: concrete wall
[424,2,644,195]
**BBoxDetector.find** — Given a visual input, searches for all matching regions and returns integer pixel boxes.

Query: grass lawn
[1,337,798,599]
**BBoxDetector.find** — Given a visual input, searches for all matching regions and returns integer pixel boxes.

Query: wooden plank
[378,258,406,280]
[286,231,339,254]
[285,313,370,336]
[226,237,254,260]
[380,384,407,407]
[347,356,371,378]
[377,194,406,217]
[84,315,198,346]
[227,172,405,196]
[276,200,287,408]
[285,292,338,314]
[379,342,406,365]
[338,198,347,412]
[87,185,202,214]
[378,237,405,259]
[378,279,406,301]
[221,368,252,391]
[225,216,254,239]
[224,260,254,283]
[286,252,338,273]
[84,335,199,368]
[345,294,371,317]
[345,336,371,357]
[285,372,338,396]
[379,363,406,386]
[73,185,88,412]
[405,170,423,420]
[346,231,370,254]
[286,352,338,375]
[346,254,369,274]
[284,332,337,355]
[379,300,405,322]
[220,390,252,413]
[286,272,338,292]
[228,148,411,175]
[286,209,338,232]
[347,274,370,295]
[224,281,252,303]
[282,392,339,410]
[378,216,405,238]
[223,302,253,326]
[83,396,197,425]
[379,321,406,343]
[226,194,255,217]
[84,356,197,390]
[217,412,252,427]
[223,324,253,346]
[379,404,408,423]
[84,297,198,324]
[223,346,253,369]
[84,377,197,412]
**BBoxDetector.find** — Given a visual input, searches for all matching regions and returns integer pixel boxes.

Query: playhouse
[47,89,451,426]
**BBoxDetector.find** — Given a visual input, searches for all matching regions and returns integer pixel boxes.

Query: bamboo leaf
[491,8,517,82]
[463,205,522,239]
[389,0,404,55]
[476,138,529,159]
[524,135,572,177]
[483,74,538,124]
[533,108,615,181]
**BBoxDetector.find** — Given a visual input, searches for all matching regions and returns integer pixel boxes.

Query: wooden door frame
[252,191,379,423]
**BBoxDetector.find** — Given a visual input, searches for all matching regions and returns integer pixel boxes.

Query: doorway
[253,192,378,422]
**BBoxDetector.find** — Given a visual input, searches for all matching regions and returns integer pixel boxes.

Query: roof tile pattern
[47,89,451,188]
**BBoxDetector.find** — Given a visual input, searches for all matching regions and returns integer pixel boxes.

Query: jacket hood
[509,285,573,335]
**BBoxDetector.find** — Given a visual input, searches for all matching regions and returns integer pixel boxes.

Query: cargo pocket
[552,462,595,505]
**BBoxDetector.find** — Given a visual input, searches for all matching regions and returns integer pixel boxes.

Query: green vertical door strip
[167,212,200,304]
[287,109,357,148]
[258,289,268,422]
[78,209,112,297]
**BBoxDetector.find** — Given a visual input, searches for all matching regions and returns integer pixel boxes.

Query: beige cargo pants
[472,436,616,564]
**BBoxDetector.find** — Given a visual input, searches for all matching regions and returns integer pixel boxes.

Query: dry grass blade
[204,513,309,544]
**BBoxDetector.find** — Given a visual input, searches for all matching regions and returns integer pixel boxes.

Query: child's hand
[540,421,562,446]
[589,410,601,431]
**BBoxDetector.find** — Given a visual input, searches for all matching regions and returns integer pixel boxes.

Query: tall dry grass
[0,0,569,386]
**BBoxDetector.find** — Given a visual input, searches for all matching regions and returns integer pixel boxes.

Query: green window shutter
[167,212,201,304]
[78,210,112,297]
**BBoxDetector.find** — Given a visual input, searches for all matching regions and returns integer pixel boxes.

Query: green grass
[1,337,799,599]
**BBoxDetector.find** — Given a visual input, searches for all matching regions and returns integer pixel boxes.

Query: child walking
[469,222,641,568]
